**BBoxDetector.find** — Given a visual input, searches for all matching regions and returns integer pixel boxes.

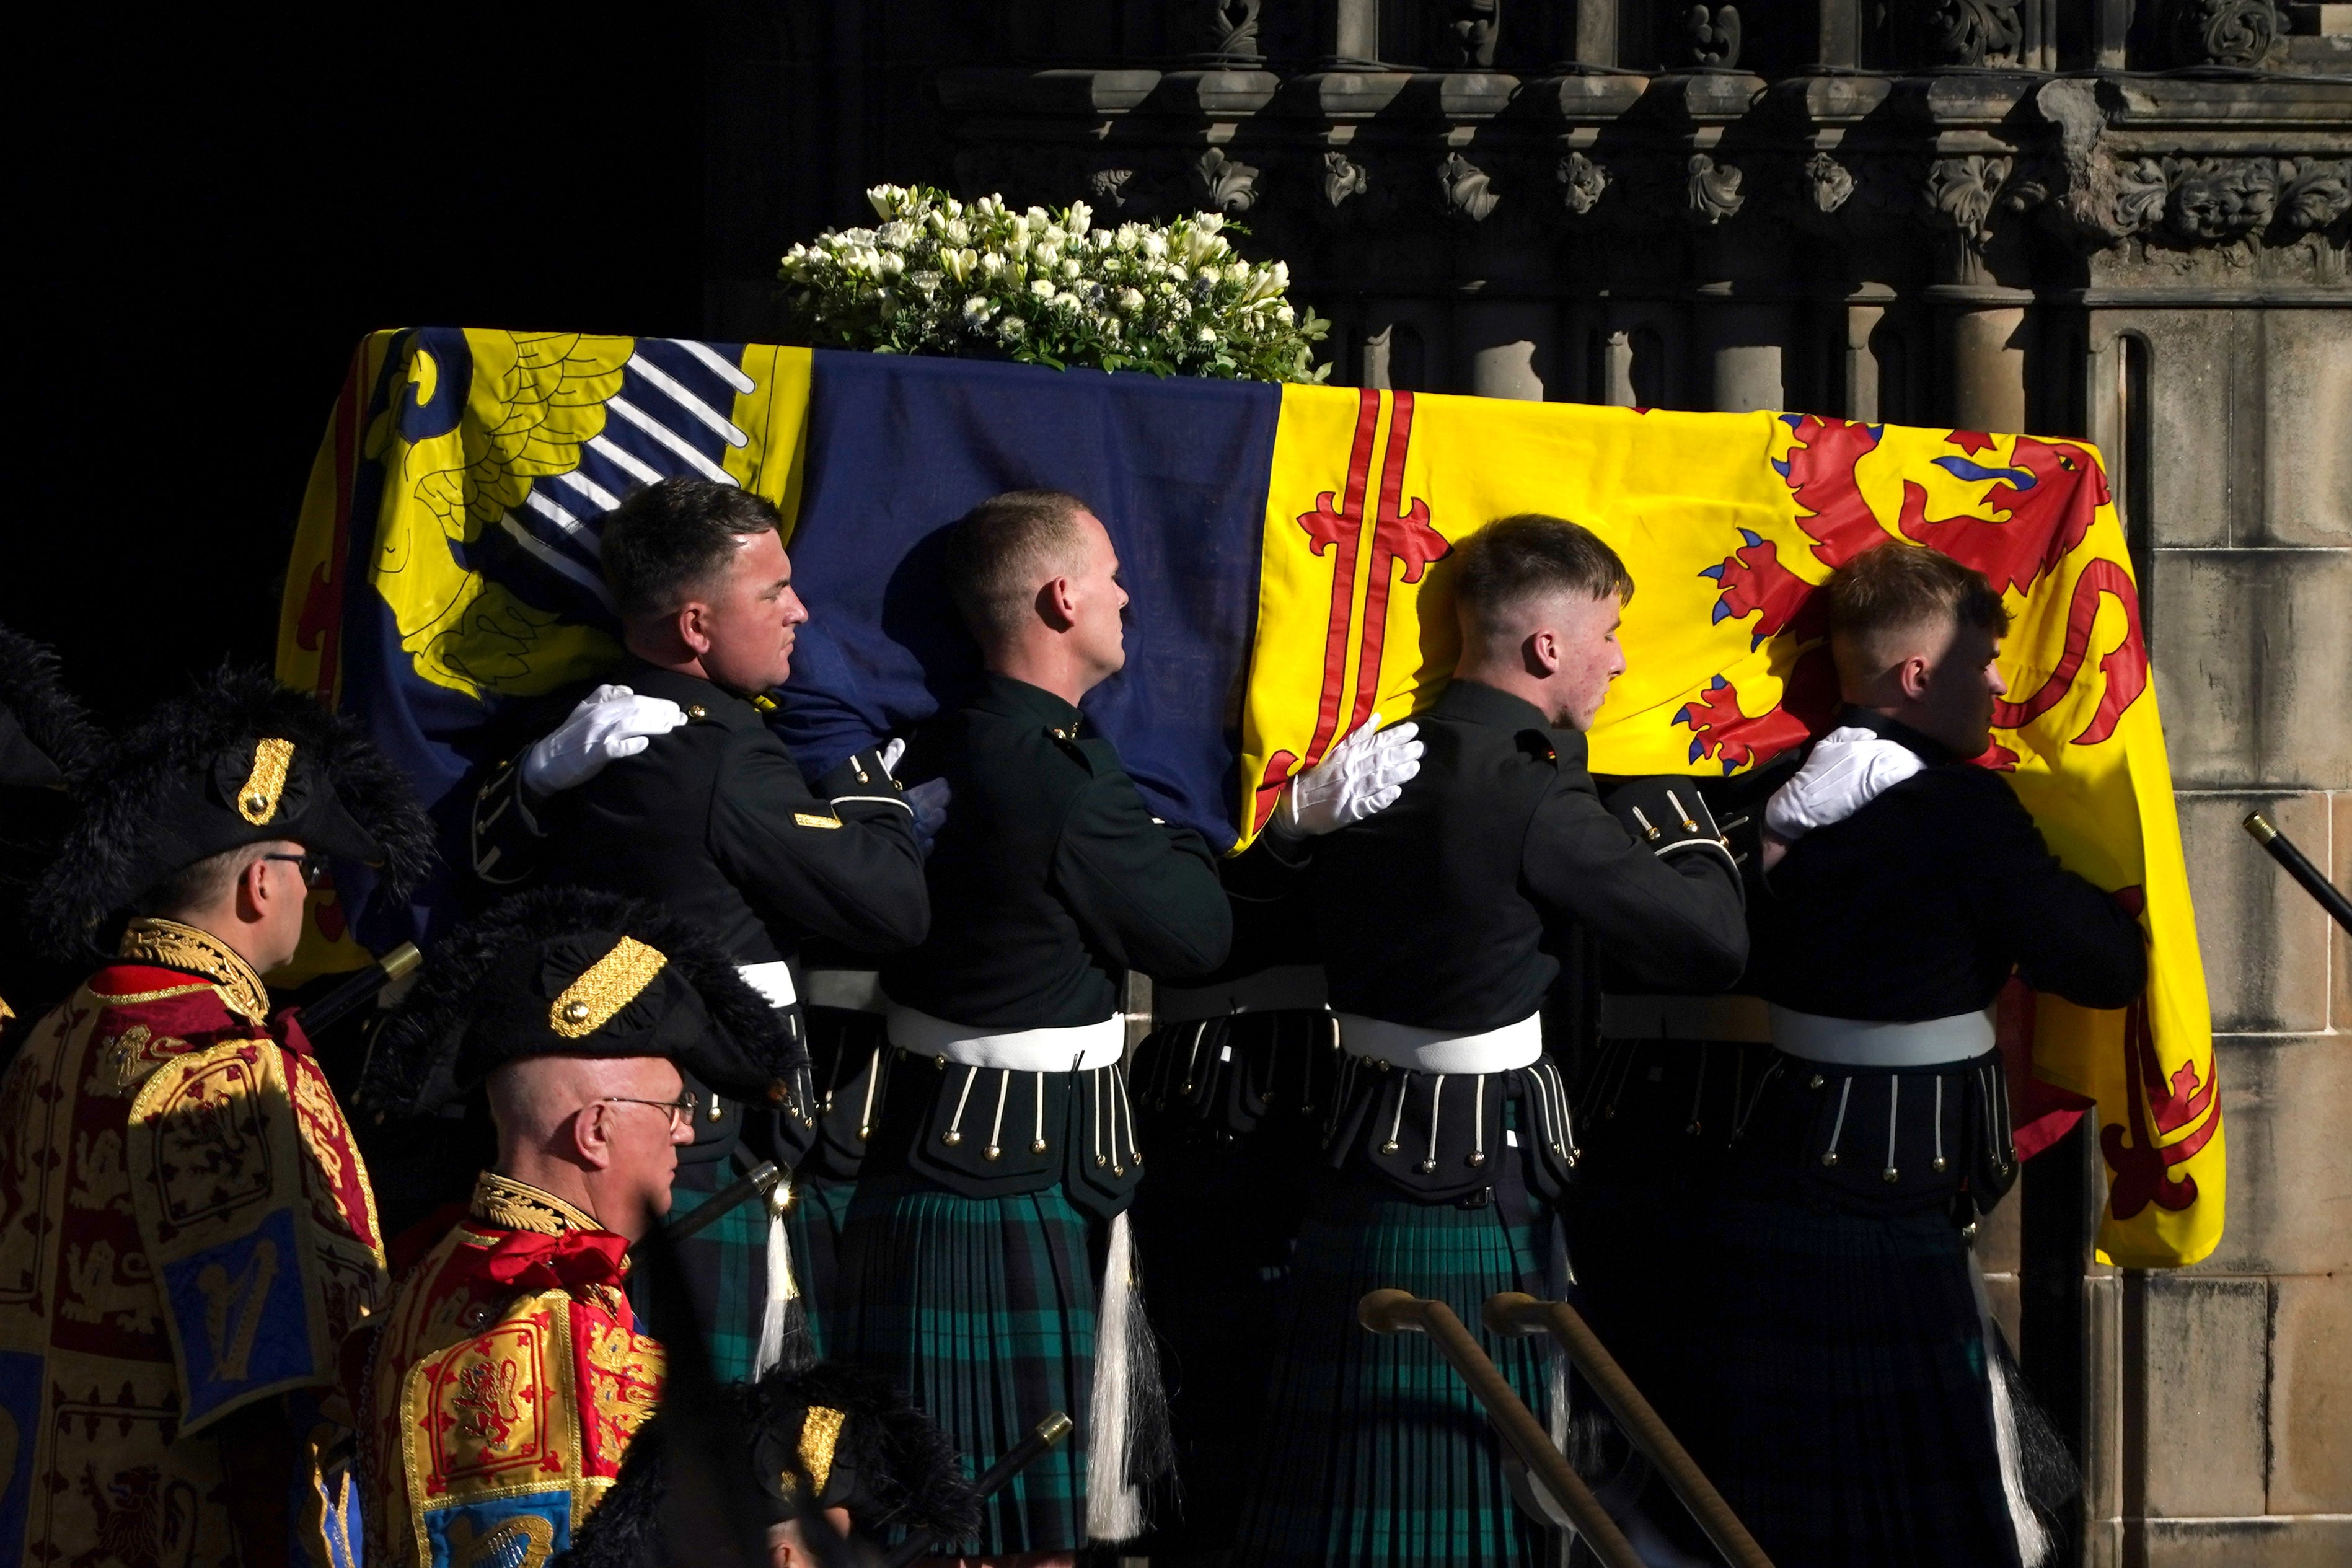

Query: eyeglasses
[262,852,330,888]
[597,1092,698,1132]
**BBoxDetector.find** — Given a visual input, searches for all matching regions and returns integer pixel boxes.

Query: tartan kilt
[651,1155,777,1385]
[1235,1165,1559,1568]
[784,1172,857,1361]
[835,1169,1097,1556]
[1705,1194,2022,1568]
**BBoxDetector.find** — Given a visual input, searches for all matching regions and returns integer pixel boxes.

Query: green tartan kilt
[1236,1166,1559,1568]
[835,1169,1098,1556]
[658,1157,779,1385]
[784,1172,857,1362]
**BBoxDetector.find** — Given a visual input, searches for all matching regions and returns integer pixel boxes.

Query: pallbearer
[835,489,1231,1564]
[1238,516,1750,1568]
[1707,543,2144,1568]
[353,888,803,1568]
[472,477,932,1376]
[2,669,432,1568]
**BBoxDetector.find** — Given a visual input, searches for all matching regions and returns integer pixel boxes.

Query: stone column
[1457,296,1554,399]
[1942,295,2034,431]
[1843,297,1888,422]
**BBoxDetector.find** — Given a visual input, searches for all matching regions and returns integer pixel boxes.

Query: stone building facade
[703,3,2350,1561]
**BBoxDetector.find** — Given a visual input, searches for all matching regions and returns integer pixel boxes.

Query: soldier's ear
[570,1098,617,1171]
[1034,575,1079,632]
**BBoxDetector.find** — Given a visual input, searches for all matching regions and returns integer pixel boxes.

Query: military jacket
[880,673,1230,1029]
[1310,680,1749,1031]
[359,1173,663,1568]
[869,674,1230,1212]
[1748,708,2146,1021]
[0,919,388,1568]
[475,659,928,1168]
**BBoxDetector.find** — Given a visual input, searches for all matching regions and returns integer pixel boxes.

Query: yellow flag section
[273,329,817,981]
[1240,384,2218,1268]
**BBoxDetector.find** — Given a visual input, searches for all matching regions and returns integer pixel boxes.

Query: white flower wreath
[780,185,1331,384]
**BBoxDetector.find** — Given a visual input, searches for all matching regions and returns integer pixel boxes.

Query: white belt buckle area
[884,998,1127,1073]
[1767,1004,1997,1070]
[1154,964,1329,1025]
[736,960,799,1010]
[1335,1011,1544,1075]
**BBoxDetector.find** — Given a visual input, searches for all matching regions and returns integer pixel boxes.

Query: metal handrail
[1357,1289,1645,1568]
[1486,1291,1775,1568]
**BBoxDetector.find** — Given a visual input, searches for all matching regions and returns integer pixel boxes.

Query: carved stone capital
[2165,0,2281,69]
[1194,147,1261,215]
[1686,154,1746,226]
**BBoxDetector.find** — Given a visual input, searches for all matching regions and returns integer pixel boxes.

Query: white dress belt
[1336,1011,1544,1075]
[804,967,884,1013]
[1154,964,1329,1024]
[736,961,798,1010]
[885,999,1127,1072]
[1598,992,1773,1044]
[1768,1004,1997,1068]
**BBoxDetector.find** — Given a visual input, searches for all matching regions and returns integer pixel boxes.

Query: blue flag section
[776,351,1279,837]
[281,333,1277,961]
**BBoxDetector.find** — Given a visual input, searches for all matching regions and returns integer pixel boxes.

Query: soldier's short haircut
[941,489,1095,644]
[601,478,785,620]
[1828,541,2011,684]
[1453,514,1635,643]
[133,842,273,921]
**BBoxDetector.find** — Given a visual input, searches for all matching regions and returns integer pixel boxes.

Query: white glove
[521,685,690,795]
[1763,726,1923,843]
[1274,713,1423,839]
[881,737,907,777]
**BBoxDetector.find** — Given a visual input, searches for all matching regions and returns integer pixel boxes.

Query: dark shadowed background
[9,7,710,720]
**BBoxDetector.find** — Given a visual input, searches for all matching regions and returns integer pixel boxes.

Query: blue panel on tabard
[0,1349,42,1554]
[772,351,1280,844]
[422,1492,575,1568]
[158,1206,317,1424]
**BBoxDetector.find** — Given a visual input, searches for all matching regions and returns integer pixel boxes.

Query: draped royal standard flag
[280,331,2215,1267]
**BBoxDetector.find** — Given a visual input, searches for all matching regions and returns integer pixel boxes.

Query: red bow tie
[476,1227,631,1291]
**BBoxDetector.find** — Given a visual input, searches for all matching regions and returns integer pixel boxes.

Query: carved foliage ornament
[1195,148,1259,214]
[2102,155,2345,245]
[1927,1,2023,68]
[1559,152,1610,216]
[1449,1,1500,69]
[1441,153,1499,222]
[1805,154,1856,215]
[2166,0,2279,68]
[1924,154,2013,244]
[1685,5,1742,68]
[1686,154,1745,225]
[1187,0,1263,59]
[1322,152,1368,209]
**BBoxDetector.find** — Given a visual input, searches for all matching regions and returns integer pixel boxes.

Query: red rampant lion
[1680,416,2123,771]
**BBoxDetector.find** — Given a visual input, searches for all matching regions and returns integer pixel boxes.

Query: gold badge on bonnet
[549,936,670,1039]
[237,737,296,824]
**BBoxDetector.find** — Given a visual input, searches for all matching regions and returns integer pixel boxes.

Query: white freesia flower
[964,296,993,325]
[1117,288,1145,312]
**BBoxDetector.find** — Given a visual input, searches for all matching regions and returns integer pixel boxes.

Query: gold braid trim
[549,936,669,1039]
[799,1406,847,1498]
[469,1171,599,1235]
[237,736,296,824]
[117,917,271,1024]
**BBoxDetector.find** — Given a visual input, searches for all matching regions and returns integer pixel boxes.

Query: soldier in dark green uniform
[1236,515,1751,1568]
[470,477,932,1379]
[836,490,1413,1564]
